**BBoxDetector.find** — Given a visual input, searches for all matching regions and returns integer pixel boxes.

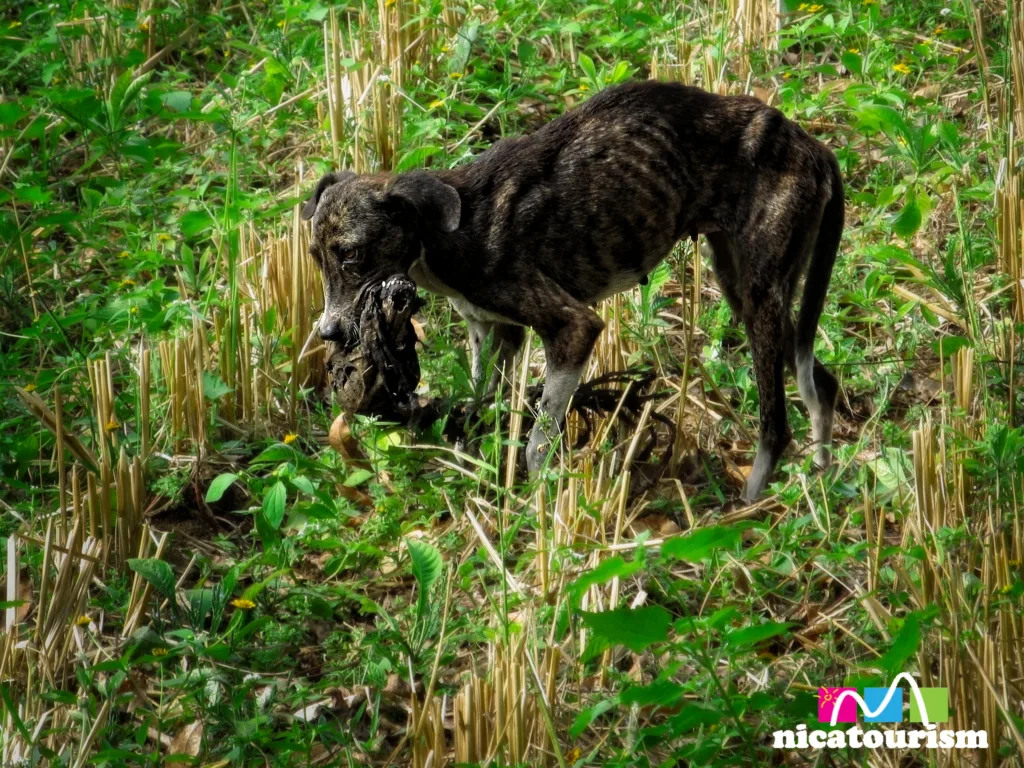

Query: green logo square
[909,687,948,723]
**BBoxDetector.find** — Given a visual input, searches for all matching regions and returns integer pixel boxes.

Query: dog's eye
[331,244,359,265]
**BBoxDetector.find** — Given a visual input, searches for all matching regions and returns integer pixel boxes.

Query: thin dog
[301,80,843,500]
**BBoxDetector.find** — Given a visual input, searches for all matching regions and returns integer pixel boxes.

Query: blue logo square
[863,687,903,723]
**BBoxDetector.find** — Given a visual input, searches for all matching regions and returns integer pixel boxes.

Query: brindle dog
[302,80,844,500]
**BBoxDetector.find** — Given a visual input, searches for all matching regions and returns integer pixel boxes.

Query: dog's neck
[408,243,461,299]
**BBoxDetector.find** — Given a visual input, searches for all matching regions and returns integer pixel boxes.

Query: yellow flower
[119,250,130,258]
[139,20,150,31]
[24,383,36,392]
[934,25,945,34]
[808,4,823,11]
[797,3,808,9]
[893,62,911,74]
[429,99,446,109]
[862,0,877,4]
[9,20,22,28]
[153,647,169,656]
[283,433,298,445]
[386,0,397,5]
[130,306,140,315]
[232,598,256,610]
[105,419,120,432]
[441,43,452,53]
[567,747,582,762]
[783,72,793,79]
[579,83,590,91]
[75,615,92,626]
[276,20,285,28]
[847,48,860,54]
[449,72,463,79]
[120,278,136,289]
[156,233,172,243]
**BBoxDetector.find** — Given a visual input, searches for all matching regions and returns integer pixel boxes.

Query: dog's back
[440,81,837,309]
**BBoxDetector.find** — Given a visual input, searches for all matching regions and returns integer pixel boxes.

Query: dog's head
[301,170,461,350]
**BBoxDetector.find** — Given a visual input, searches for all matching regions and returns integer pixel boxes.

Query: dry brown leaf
[410,316,426,343]
[328,413,365,462]
[166,720,203,766]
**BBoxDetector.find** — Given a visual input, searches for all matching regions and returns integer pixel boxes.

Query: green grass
[2,0,1023,766]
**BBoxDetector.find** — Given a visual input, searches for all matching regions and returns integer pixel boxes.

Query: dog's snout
[320,315,360,352]
[319,316,345,343]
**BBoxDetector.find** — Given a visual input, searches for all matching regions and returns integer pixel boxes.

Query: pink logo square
[818,687,858,723]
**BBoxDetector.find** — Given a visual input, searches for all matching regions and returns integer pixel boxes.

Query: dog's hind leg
[705,232,745,319]
[742,290,792,502]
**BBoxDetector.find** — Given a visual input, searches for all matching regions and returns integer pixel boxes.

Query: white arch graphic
[826,673,937,729]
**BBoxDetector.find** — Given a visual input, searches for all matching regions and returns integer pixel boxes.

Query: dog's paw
[813,445,832,471]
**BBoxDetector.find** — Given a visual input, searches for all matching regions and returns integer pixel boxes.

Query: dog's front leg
[526,308,605,475]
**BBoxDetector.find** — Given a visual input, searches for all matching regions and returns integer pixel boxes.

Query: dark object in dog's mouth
[325,275,422,417]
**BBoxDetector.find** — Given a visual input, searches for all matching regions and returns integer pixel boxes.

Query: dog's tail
[795,153,843,378]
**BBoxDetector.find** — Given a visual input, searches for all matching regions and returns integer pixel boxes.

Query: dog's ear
[301,171,354,221]
[386,172,461,233]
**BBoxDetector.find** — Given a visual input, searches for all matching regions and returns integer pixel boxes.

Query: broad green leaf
[120,72,152,117]
[449,18,476,72]
[580,605,671,653]
[162,90,193,113]
[517,40,536,66]
[570,697,616,739]
[566,556,643,607]
[396,145,441,172]
[892,189,923,238]
[0,103,26,126]
[610,60,632,83]
[620,679,685,707]
[205,473,239,503]
[858,104,910,141]
[840,51,862,75]
[879,614,920,674]
[661,525,741,563]
[262,481,287,530]
[578,53,597,82]
[179,210,213,237]
[343,468,374,487]
[932,335,970,359]
[407,537,443,623]
[128,558,176,600]
[725,621,792,649]
[183,588,216,621]
[202,372,233,402]
[250,445,300,465]
[406,538,443,597]
[107,68,135,127]
[868,447,913,492]
[667,705,722,733]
